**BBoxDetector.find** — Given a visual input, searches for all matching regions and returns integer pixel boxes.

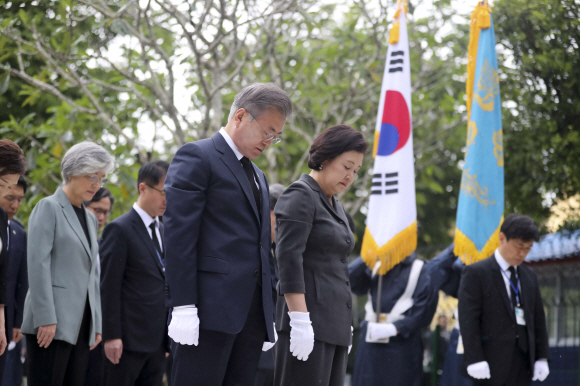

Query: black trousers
[103,345,166,386]
[84,344,104,386]
[273,331,349,386]
[26,298,92,386]
[171,284,267,386]
[474,345,532,386]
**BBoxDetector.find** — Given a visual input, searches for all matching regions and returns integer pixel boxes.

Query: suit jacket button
[346,239,351,244]
[254,270,260,277]
[346,280,350,286]
[347,301,352,308]
[341,258,346,263]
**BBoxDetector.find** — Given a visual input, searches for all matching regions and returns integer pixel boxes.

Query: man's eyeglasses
[246,110,282,145]
[146,184,166,197]
[91,208,110,216]
[87,175,108,185]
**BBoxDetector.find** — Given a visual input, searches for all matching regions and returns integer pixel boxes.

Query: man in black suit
[164,83,292,386]
[458,214,550,386]
[83,186,114,386]
[0,176,28,385]
[100,161,170,386]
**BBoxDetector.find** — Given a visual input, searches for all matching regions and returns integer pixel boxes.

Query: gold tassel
[389,21,400,45]
[361,222,417,275]
[454,217,502,265]
[466,2,492,122]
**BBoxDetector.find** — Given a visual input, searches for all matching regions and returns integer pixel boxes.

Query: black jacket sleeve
[14,231,28,328]
[99,221,129,341]
[458,264,486,365]
[0,208,8,305]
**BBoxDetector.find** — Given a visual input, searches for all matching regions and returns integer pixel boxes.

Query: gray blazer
[21,187,101,346]
[275,174,355,347]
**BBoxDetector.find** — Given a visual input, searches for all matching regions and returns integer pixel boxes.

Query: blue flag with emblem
[454,2,504,265]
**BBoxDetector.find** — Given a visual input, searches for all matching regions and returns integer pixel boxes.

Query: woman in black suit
[274,125,368,386]
[0,139,28,376]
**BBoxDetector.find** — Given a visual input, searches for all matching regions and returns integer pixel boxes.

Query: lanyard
[499,266,521,307]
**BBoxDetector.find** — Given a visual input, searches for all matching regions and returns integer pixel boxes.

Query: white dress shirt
[494,249,521,302]
[219,128,260,190]
[133,203,163,252]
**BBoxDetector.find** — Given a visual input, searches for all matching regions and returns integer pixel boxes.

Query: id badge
[456,334,464,354]
[515,307,526,326]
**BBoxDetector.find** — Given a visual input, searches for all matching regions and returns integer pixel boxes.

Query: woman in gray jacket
[21,142,114,386]
[274,125,368,386]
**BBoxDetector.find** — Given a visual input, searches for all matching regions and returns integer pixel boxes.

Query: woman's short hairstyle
[0,139,27,177]
[61,142,115,183]
[228,83,292,121]
[308,125,369,170]
[500,213,540,242]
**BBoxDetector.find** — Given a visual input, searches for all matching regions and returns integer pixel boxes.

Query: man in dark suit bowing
[458,214,550,386]
[100,161,170,386]
[164,83,292,386]
[0,176,28,385]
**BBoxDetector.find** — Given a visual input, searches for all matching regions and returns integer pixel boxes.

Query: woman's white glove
[288,311,315,361]
[168,306,200,346]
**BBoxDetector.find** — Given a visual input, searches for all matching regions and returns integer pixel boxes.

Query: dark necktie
[149,222,164,263]
[240,157,261,211]
[508,266,529,353]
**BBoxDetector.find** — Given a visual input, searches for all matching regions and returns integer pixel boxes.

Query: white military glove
[288,311,315,361]
[532,359,549,382]
[367,322,397,341]
[467,361,491,379]
[262,323,278,351]
[168,305,200,346]
[348,326,353,354]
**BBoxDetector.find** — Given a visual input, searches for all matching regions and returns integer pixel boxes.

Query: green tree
[494,0,580,225]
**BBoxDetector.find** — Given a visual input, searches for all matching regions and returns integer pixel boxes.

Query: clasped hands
[168,306,278,351]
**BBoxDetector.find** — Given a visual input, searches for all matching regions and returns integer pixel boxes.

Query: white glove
[288,311,315,361]
[262,323,278,351]
[467,361,491,379]
[168,305,200,346]
[532,359,549,382]
[348,326,353,354]
[367,322,397,341]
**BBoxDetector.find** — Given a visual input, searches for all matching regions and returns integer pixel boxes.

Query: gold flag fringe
[466,1,492,121]
[388,1,408,45]
[361,221,417,275]
[454,217,502,266]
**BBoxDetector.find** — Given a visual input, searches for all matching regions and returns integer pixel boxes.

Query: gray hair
[61,141,115,183]
[269,183,286,211]
[228,83,292,121]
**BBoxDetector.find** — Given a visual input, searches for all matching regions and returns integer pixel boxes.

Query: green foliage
[495,0,580,225]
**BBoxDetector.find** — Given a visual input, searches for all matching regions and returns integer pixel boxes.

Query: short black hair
[84,187,115,210]
[137,160,170,186]
[0,139,27,177]
[308,125,369,170]
[16,176,27,194]
[500,214,540,242]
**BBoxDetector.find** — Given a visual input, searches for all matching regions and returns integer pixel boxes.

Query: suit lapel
[213,134,261,224]
[56,188,92,259]
[130,209,165,277]
[490,257,516,322]
[299,174,347,224]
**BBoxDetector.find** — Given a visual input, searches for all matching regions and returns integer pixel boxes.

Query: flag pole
[375,273,384,322]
